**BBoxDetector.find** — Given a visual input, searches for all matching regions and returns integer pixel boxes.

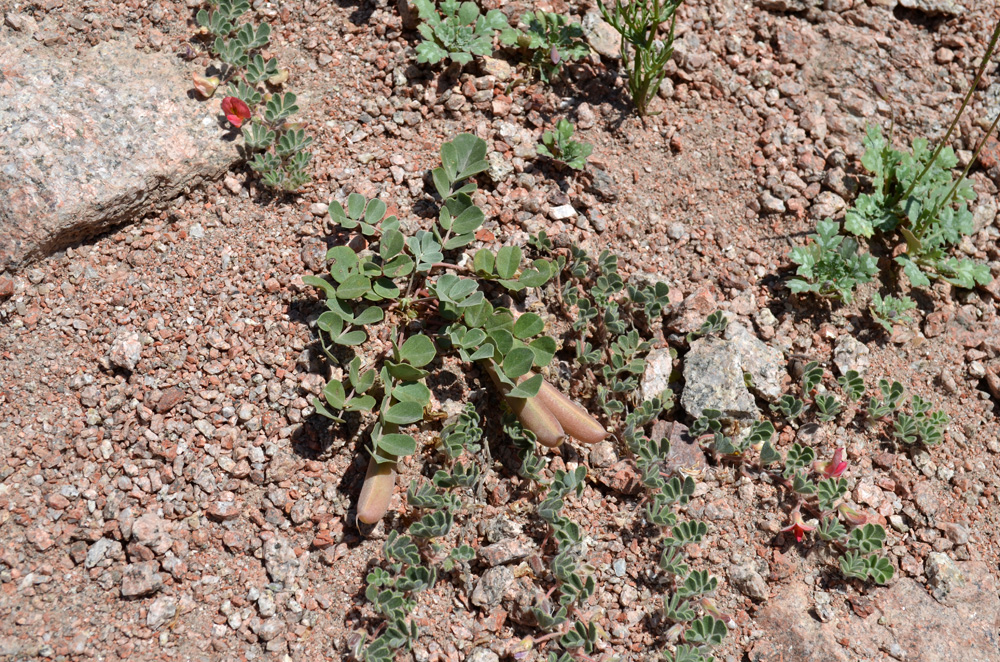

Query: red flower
[814,447,847,479]
[781,506,815,543]
[221,96,251,128]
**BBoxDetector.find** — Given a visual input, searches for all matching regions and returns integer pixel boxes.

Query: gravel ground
[3,0,1000,661]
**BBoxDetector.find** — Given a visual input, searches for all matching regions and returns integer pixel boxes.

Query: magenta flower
[221,96,251,128]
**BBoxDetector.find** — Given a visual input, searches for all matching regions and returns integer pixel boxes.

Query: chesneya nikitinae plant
[354,404,482,662]
[843,19,1000,291]
[869,292,916,334]
[304,133,607,524]
[545,243,675,418]
[596,0,683,116]
[860,380,948,449]
[787,219,878,303]
[502,417,603,657]
[629,428,731,655]
[191,0,312,192]
[536,119,593,171]
[413,0,508,66]
[691,372,895,585]
[499,11,590,82]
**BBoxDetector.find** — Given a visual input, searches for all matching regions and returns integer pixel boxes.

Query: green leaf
[385,361,430,382]
[302,275,336,298]
[507,373,543,398]
[326,246,359,283]
[441,133,489,183]
[384,401,425,425]
[399,335,437,368]
[473,248,495,275]
[513,313,544,339]
[528,336,557,366]
[393,381,432,406]
[503,347,536,380]
[337,274,371,299]
[378,433,417,457]
[495,245,522,279]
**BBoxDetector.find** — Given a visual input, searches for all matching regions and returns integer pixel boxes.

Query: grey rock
[833,335,871,377]
[588,168,618,202]
[109,331,142,372]
[85,537,121,569]
[582,13,620,60]
[754,0,821,10]
[925,553,964,603]
[465,647,500,662]
[480,56,513,82]
[972,195,997,233]
[252,616,285,642]
[640,347,675,403]
[724,322,785,402]
[754,559,1000,662]
[258,591,276,618]
[681,336,758,421]
[729,564,769,601]
[939,522,970,546]
[0,33,240,272]
[478,539,534,567]
[263,536,304,586]
[810,191,847,219]
[588,440,618,468]
[471,566,514,608]
[760,192,786,214]
[899,0,964,16]
[121,561,163,598]
[667,222,687,240]
[486,151,513,183]
[146,596,177,629]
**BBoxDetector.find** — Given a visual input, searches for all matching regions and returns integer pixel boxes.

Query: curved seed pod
[483,362,566,447]
[535,379,608,445]
[357,455,397,525]
[507,394,567,448]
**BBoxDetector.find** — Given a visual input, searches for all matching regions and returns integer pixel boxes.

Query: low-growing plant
[787,19,999,305]
[691,403,893,584]
[597,0,684,116]
[191,0,312,191]
[788,219,878,303]
[844,123,992,290]
[354,406,483,661]
[413,0,508,66]
[304,133,607,525]
[536,119,593,171]
[869,293,917,333]
[500,11,590,82]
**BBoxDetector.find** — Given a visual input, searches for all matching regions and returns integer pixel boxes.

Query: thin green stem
[900,19,1000,203]
[931,109,1000,222]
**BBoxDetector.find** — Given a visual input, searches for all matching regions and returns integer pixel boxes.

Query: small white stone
[549,204,577,220]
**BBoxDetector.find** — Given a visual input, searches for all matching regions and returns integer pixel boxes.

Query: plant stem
[899,19,1000,203]
[932,108,1000,221]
